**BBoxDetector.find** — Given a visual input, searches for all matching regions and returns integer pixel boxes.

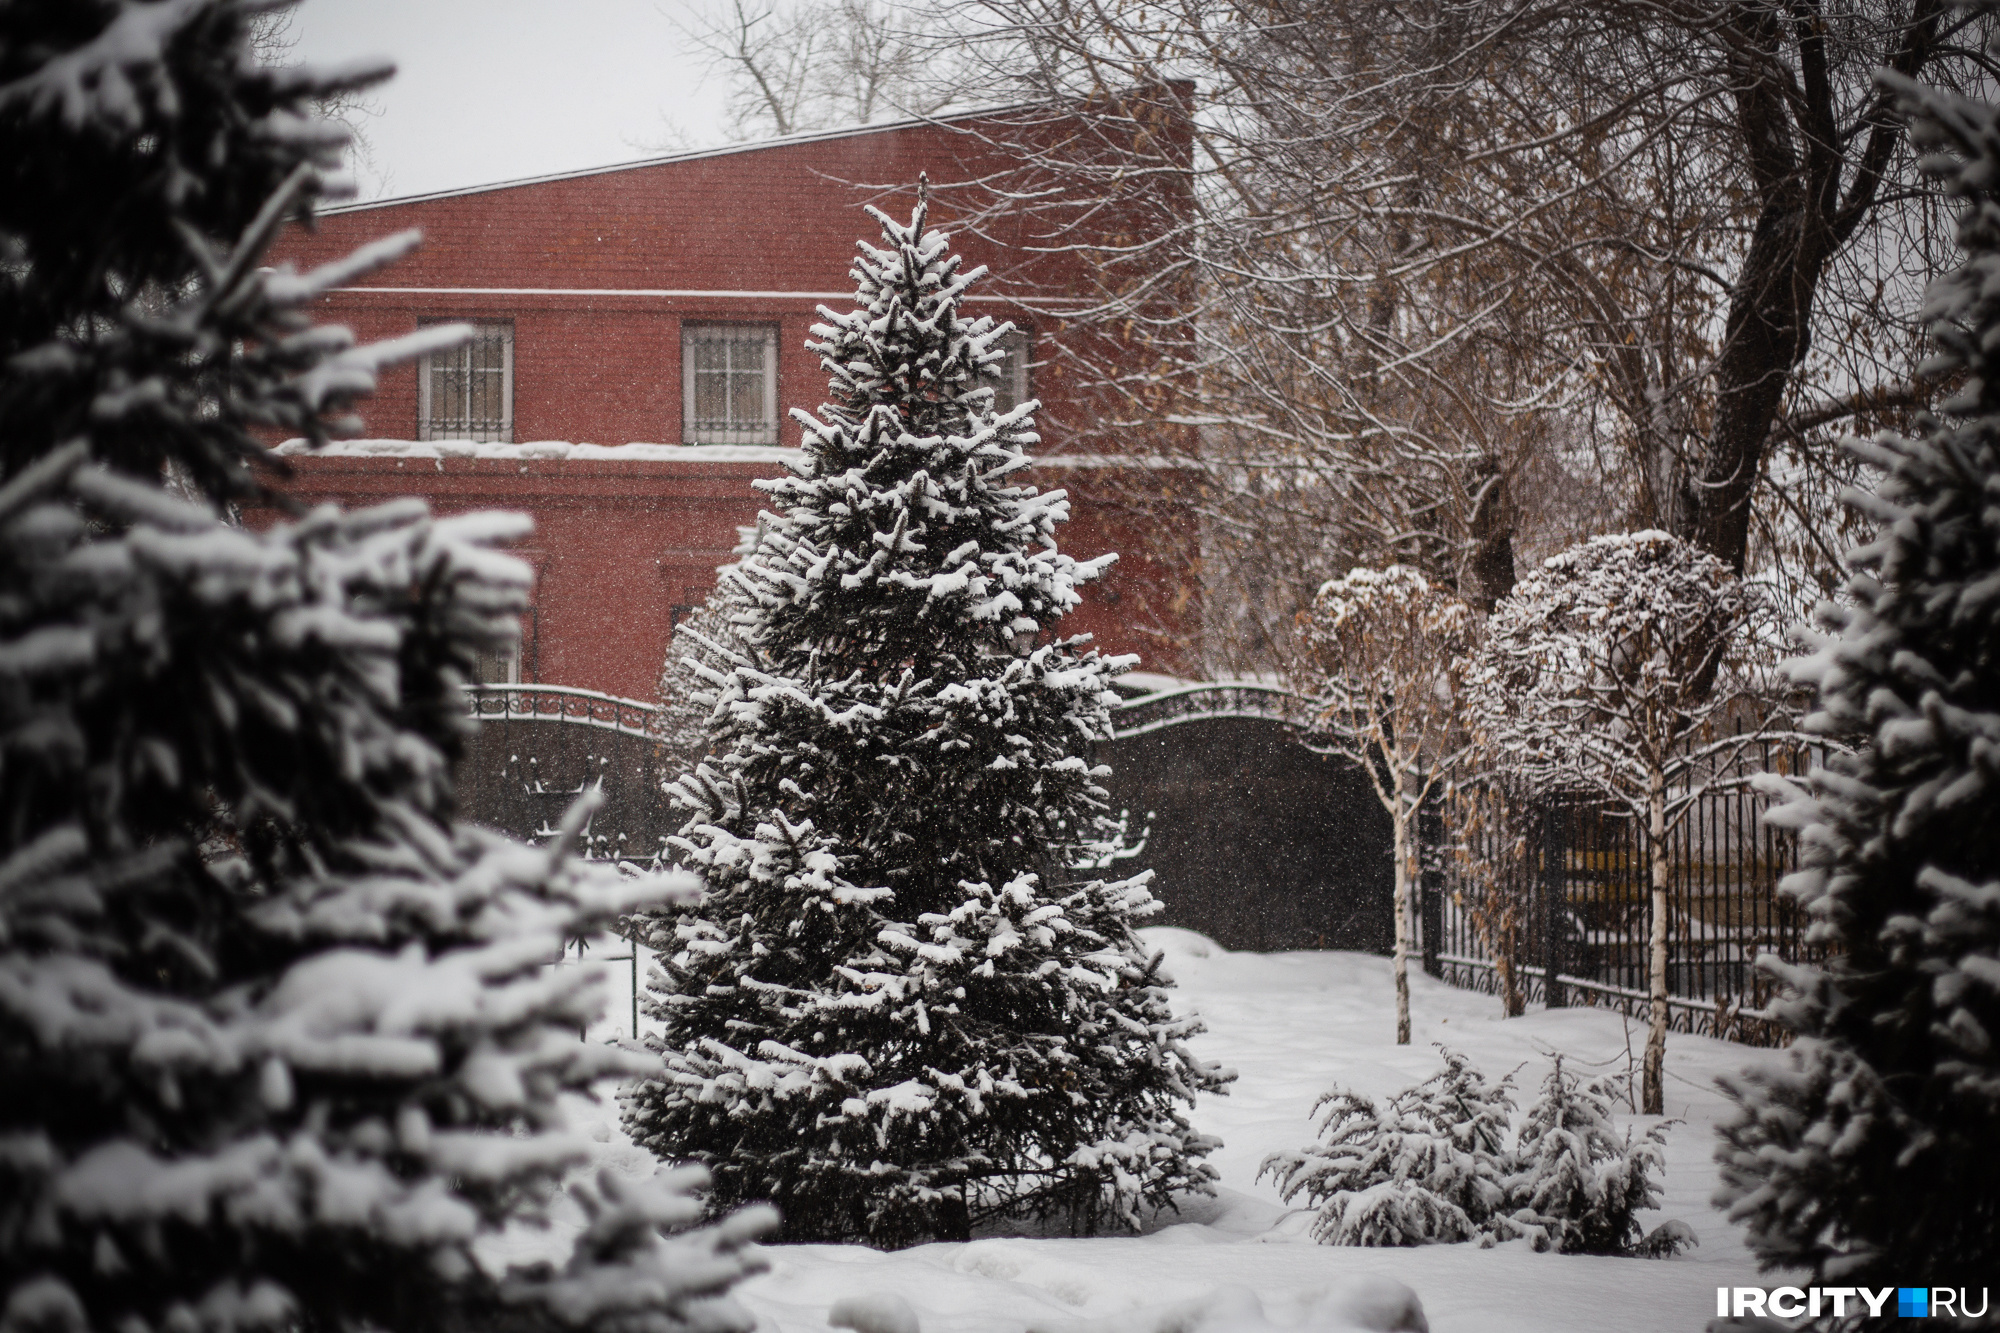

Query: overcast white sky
[287,0,731,201]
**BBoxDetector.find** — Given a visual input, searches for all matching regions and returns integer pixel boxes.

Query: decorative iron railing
[466,680,1319,741]
[465,684,662,738]
[1107,681,1318,737]
[470,680,1823,1048]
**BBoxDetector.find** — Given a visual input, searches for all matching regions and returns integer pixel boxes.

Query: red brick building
[262,106,1197,701]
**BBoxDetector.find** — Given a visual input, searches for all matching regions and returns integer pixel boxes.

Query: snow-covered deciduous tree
[0,6,771,1333]
[1506,1056,1683,1257]
[1260,1048,1515,1246]
[1469,532,1776,1114]
[1296,566,1478,1044]
[1714,53,2000,1296]
[623,189,1230,1247]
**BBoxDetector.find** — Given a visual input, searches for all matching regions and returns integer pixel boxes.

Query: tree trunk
[1681,0,1943,572]
[1684,195,1822,574]
[1643,767,1670,1116]
[1465,457,1517,613]
[1498,922,1524,1018]
[1392,773,1414,1045]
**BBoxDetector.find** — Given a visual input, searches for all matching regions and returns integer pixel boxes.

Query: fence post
[1542,802,1567,1008]
[1419,787,1444,979]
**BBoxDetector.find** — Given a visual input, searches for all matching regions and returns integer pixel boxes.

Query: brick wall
[259,108,1201,696]
[272,114,1092,450]
[256,448,1195,699]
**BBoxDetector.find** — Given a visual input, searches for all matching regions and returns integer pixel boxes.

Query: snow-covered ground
[547,929,1787,1333]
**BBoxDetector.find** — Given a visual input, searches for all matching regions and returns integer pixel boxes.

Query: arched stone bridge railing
[466,683,661,737]
[465,680,1321,741]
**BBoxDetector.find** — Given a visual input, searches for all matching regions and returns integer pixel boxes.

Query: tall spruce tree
[0,7,769,1333]
[1712,54,2000,1302]
[623,189,1230,1248]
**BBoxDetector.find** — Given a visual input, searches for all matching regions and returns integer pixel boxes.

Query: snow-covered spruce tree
[1295,566,1478,1045]
[652,579,754,792]
[1713,58,2000,1301]
[1505,1056,1684,1257]
[1468,532,1776,1114]
[1260,1048,1515,1246]
[0,7,769,1333]
[623,189,1230,1247]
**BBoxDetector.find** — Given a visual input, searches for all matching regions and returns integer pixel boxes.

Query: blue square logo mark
[1900,1288,1929,1318]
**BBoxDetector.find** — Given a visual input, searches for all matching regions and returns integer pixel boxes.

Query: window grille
[473,606,534,684]
[473,642,519,685]
[418,323,513,443]
[683,323,779,445]
[992,328,1032,415]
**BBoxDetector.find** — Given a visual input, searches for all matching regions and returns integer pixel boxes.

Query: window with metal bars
[992,328,1032,415]
[472,607,534,684]
[418,322,513,443]
[682,323,778,445]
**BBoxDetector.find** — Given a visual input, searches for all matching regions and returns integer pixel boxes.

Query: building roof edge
[318,101,1046,215]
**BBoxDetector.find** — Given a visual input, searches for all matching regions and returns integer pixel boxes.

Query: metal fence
[1422,735,1827,1047]
[466,683,662,737]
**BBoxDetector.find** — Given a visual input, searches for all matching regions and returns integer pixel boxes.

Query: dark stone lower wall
[455,719,674,864]
[1097,719,1393,954]
[454,713,1394,955]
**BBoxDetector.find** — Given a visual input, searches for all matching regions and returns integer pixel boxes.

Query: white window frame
[418,321,514,443]
[681,323,779,446]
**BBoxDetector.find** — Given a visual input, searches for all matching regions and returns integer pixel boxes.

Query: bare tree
[248,6,392,197]
[1467,531,1779,1114]
[902,0,1987,653]
[667,0,959,140]
[1296,566,1479,1044]
[672,0,1986,684]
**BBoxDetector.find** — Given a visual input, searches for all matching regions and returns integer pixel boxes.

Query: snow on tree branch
[1296,564,1477,1044]
[626,187,1229,1247]
[0,7,772,1331]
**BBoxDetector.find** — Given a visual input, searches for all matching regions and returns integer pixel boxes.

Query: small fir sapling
[1713,51,2000,1299]
[1260,1048,1516,1246]
[624,187,1231,1247]
[1264,1049,1687,1255]
[1295,567,1479,1045]
[1468,532,1777,1114]
[0,6,771,1333]
[1505,1056,1684,1257]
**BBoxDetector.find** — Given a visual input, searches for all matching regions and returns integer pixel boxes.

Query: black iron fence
[1423,735,1828,1047]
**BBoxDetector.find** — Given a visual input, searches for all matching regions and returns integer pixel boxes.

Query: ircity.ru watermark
[1718,1288,1991,1320]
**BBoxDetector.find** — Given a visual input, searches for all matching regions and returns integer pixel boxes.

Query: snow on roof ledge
[273,438,803,464]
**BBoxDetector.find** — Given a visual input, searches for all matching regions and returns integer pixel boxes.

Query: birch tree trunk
[1644,764,1670,1115]
[1392,765,1414,1045]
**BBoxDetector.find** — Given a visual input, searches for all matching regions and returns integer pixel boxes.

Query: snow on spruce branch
[0,7,772,1332]
[625,186,1229,1248]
